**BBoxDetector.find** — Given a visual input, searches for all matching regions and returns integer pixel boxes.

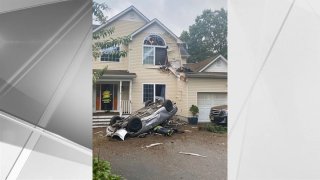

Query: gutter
[185,73,227,79]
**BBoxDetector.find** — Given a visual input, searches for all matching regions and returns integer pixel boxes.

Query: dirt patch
[93,124,227,180]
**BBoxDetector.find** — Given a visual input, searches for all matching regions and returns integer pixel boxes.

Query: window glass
[100,46,120,62]
[143,46,154,64]
[143,35,167,65]
[155,47,167,65]
[155,84,165,101]
[143,84,154,102]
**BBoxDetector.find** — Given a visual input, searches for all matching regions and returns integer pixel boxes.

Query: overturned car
[106,99,178,140]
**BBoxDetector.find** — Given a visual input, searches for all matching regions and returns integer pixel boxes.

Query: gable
[117,9,147,22]
[131,19,183,43]
[203,58,227,72]
[94,6,149,33]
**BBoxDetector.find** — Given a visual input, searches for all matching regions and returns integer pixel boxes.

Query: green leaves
[93,66,107,85]
[189,105,199,116]
[93,2,109,24]
[93,157,121,180]
[180,8,227,63]
[93,27,115,40]
[92,2,131,60]
[92,34,130,60]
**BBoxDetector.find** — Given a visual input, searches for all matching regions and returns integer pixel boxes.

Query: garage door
[197,92,227,122]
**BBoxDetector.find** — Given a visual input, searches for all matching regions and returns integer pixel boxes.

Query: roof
[183,55,227,72]
[93,6,150,33]
[180,45,190,57]
[130,18,183,44]
[94,70,137,80]
[184,59,213,72]
[185,72,227,79]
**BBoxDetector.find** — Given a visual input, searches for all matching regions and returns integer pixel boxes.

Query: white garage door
[197,92,227,122]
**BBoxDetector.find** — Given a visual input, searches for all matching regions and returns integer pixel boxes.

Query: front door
[96,84,118,111]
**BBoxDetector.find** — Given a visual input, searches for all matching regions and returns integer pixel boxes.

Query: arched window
[143,35,167,65]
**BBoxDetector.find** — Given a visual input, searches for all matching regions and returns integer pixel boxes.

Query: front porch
[93,70,136,116]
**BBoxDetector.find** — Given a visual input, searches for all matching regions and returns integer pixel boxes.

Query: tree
[92,1,131,60]
[92,1,131,84]
[180,9,227,63]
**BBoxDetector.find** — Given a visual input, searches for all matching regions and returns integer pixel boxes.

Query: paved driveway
[93,125,227,180]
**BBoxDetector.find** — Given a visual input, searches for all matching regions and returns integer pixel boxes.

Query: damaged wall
[129,23,181,113]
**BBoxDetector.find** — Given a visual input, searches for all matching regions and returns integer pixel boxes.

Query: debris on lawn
[166,117,188,128]
[111,129,128,141]
[153,126,174,136]
[94,131,103,134]
[184,130,192,133]
[145,143,163,148]
[178,152,207,158]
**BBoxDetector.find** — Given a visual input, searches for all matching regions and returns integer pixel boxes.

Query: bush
[93,157,121,180]
[199,124,227,134]
[189,105,199,116]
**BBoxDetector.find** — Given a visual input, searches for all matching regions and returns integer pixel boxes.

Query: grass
[198,123,227,134]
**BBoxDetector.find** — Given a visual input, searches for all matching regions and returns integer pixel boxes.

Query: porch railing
[121,100,131,114]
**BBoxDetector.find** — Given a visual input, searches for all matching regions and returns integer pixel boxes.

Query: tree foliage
[92,2,109,24]
[93,66,107,85]
[92,1,131,60]
[93,157,122,180]
[180,9,227,63]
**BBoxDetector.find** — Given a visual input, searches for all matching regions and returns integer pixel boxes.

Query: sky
[94,0,227,36]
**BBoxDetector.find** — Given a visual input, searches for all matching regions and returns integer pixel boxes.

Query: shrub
[199,124,227,134]
[189,105,199,116]
[93,157,121,180]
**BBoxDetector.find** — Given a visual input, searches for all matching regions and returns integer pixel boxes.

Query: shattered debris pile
[106,99,188,141]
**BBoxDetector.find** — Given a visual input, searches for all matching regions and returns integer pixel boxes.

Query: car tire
[110,116,122,125]
[163,100,173,112]
[127,116,142,132]
[145,100,153,107]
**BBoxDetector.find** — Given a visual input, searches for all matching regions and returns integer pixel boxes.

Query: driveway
[93,125,227,180]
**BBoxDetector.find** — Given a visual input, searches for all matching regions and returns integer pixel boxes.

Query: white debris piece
[146,143,163,148]
[178,152,207,158]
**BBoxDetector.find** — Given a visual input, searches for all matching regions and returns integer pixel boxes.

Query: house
[93,6,227,122]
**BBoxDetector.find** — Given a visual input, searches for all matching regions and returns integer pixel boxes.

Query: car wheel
[127,116,142,132]
[110,116,122,125]
[163,100,173,112]
[145,100,153,107]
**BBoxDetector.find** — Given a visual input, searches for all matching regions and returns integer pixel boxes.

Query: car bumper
[210,115,227,124]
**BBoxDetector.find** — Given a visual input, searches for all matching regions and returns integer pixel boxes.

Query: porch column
[120,80,122,116]
[129,80,132,114]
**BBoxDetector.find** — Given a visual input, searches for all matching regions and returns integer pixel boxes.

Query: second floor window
[143,35,167,65]
[101,46,120,62]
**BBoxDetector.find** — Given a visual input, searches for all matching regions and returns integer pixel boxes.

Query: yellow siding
[175,78,188,117]
[186,78,227,117]
[93,18,147,70]
[128,23,181,112]
[92,13,228,118]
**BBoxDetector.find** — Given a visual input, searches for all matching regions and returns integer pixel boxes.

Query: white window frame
[142,83,166,102]
[99,46,121,63]
[142,34,167,65]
